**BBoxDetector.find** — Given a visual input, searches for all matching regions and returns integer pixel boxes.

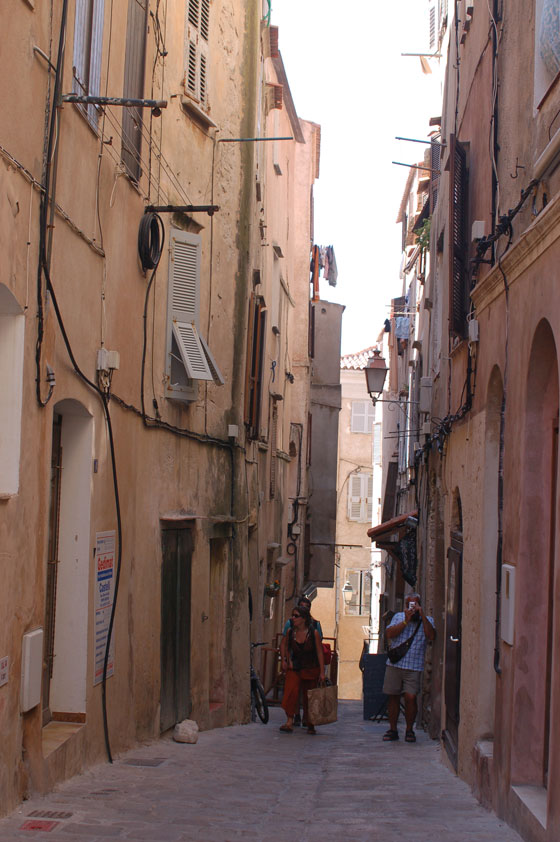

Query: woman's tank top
[290,626,318,670]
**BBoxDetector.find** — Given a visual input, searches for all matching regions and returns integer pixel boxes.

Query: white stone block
[173,719,199,743]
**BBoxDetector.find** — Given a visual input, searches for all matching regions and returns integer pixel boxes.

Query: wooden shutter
[185,0,210,105]
[72,0,91,97]
[351,401,367,433]
[168,232,212,383]
[89,0,104,124]
[428,0,437,50]
[348,474,363,521]
[448,135,468,337]
[365,474,374,522]
[72,0,104,127]
[430,139,441,213]
[270,403,278,498]
[122,0,148,181]
[244,294,267,439]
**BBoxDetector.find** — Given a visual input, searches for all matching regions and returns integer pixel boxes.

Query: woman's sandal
[279,724,293,733]
[307,725,317,735]
[382,729,399,741]
[405,730,416,742]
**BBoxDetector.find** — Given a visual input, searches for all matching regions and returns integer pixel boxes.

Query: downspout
[492,0,503,675]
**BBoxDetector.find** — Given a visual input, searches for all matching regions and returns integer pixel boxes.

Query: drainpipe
[492,0,504,676]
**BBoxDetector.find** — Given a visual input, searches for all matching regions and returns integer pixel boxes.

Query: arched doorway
[479,366,503,738]
[42,400,93,727]
[444,489,463,769]
[512,320,559,791]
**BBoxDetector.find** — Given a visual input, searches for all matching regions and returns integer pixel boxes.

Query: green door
[160,525,192,732]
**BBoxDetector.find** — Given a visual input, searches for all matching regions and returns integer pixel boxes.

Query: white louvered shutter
[365,474,374,522]
[72,0,104,127]
[428,0,437,51]
[351,401,366,433]
[72,0,90,97]
[169,232,213,381]
[348,474,363,521]
[185,0,210,105]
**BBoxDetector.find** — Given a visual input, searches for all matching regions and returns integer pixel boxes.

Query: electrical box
[501,564,515,645]
[419,377,432,413]
[468,318,479,342]
[472,220,486,241]
[106,350,120,370]
[227,425,239,439]
[97,349,120,371]
[21,628,43,712]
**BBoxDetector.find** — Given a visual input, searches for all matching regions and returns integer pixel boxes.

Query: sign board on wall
[94,531,116,685]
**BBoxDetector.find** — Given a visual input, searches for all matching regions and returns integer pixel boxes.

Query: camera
[408,601,420,621]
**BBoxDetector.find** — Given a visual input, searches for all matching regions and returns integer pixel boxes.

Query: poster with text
[94,531,116,685]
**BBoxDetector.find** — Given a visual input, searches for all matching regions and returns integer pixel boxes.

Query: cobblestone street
[0,702,521,842]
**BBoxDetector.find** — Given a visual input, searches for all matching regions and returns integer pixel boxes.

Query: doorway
[444,528,463,769]
[160,523,193,732]
[42,402,92,727]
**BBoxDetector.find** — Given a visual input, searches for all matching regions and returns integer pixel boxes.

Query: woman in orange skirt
[279,605,325,734]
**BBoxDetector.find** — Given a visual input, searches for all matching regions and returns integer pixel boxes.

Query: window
[165,229,223,402]
[122,0,148,181]
[344,569,371,616]
[244,293,267,438]
[348,473,373,523]
[350,400,375,434]
[185,0,210,106]
[448,134,469,337]
[72,0,105,128]
[535,0,560,105]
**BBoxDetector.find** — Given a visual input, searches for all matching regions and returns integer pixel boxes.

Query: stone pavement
[1,701,522,842]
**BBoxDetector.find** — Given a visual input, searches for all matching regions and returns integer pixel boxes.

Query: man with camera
[382,593,435,742]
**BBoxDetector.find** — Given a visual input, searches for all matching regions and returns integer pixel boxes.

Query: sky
[270,0,443,355]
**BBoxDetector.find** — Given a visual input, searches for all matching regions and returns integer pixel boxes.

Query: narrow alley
[1,702,520,842]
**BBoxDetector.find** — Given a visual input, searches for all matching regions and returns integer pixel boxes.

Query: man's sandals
[405,729,416,742]
[382,729,399,741]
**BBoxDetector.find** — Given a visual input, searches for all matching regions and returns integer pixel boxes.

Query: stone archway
[512,319,558,791]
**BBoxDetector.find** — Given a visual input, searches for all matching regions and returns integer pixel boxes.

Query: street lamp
[364,350,389,404]
[342,581,354,606]
[364,349,419,415]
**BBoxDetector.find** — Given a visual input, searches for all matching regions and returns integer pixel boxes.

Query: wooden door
[444,531,462,769]
[42,415,63,726]
[160,525,192,732]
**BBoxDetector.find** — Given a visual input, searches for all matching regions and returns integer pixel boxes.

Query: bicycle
[250,642,269,723]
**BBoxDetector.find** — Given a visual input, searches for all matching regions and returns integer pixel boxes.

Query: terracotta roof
[340,346,378,370]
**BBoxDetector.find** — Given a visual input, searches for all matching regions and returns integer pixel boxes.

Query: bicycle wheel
[252,680,269,723]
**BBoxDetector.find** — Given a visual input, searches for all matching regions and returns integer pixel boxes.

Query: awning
[367,510,418,541]
[367,510,418,586]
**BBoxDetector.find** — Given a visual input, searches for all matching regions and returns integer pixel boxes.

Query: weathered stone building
[374,3,560,840]
[0,1,339,815]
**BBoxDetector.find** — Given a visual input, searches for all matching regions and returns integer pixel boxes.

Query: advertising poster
[94,530,116,685]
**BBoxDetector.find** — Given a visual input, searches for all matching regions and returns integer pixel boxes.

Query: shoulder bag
[386,620,421,664]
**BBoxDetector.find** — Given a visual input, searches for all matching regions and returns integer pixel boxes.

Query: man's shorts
[382,664,421,696]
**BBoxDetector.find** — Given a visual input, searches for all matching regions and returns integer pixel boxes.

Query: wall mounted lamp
[342,581,354,606]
